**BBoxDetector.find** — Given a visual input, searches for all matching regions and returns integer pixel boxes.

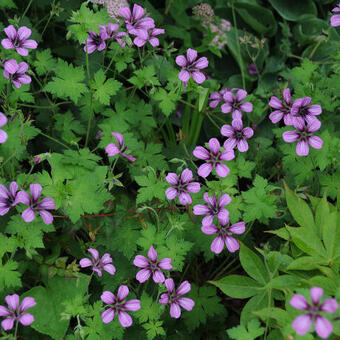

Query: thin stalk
[20,0,33,22]
[206,112,220,131]
[13,319,19,340]
[231,3,246,90]
[85,41,94,148]
[308,38,323,60]
[39,131,71,150]
[165,118,176,143]
[17,101,70,109]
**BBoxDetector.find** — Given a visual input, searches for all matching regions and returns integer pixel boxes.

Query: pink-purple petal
[105,143,120,157]
[165,187,178,200]
[220,124,234,137]
[201,224,219,235]
[165,278,175,294]
[193,146,210,160]
[0,306,10,317]
[229,222,246,234]
[179,69,190,82]
[5,294,19,312]
[236,89,247,102]
[191,71,206,84]
[243,127,254,139]
[102,308,115,323]
[103,264,116,275]
[153,270,165,283]
[79,258,93,268]
[197,163,213,178]
[239,102,253,112]
[88,248,99,263]
[158,258,172,270]
[211,236,224,254]
[180,169,193,184]
[177,297,195,311]
[1,318,15,331]
[101,291,116,305]
[123,299,141,312]
[282,131,300,143]
[186,48,197,64]
[209,138,221,155]
[290,294,309,310]
[215,163,230,177]
[269,96,284,109]
[148,245,158,262]
[18,313,34,326]
[320,298,338,313]
[38,210,54,225]
[237,139,249,152]
[170,302,181,318]
[310,287,323,305]
[22,208,36,222]
[133,255,149,268]
[178,192,192,205]
[292,314,312,335]
[315,316,333,339]
[19,297,36,313]
[225,236,240,252]
[166,173,179,185]
[136,268,151,283]
[296,140,309,156]
[117,285,129,302]
[186,182,200,194]
[175,55,187,67]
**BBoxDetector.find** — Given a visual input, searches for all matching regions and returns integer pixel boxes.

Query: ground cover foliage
[0,0,340,339]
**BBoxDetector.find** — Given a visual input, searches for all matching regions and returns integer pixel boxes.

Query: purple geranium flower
[331,3,340,27]
[248,63,258,75]
[133,245,172,283]
[269,88,294,125]
[221,89,253,120]
[0,112,8,144]
[16,184,55,224]
[290,96,322,126]
[290,287,338,338]
[0,294,36,331]
[175,48,209,87]
[159,279,195,319]
[1,25,37,56]
[193,192,231,226]
[201,215,245,254]
[101,285,141,327]
[3,59,31,88]
[105,132,136,162]
[133,28,165,47]
[83,25,108,54]
[79,248,116,277]
[209,88,228,108]
[221,119,254,152]
[119,4,155,35]
[0,181,20,216]
[165,168,200,205]
[105,23,127,47]
[282,119,323,157]
[193,138,235,178]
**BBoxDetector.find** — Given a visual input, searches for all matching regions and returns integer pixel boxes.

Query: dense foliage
[0,0,340,339]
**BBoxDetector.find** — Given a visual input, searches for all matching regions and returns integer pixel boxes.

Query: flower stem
[20,0,33,22]
[39,131,71,150]
[85,41,94,148]
[231,3,246,90]
[13,319,19,340]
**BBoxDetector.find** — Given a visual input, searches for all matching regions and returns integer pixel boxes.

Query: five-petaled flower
[290,287,338,338]
[3,59,31,88]
[83,25,108,54]
[133,245,172,283]
[0,112,8,144]
[193,138,235,178]
[193,192,231,226]
[119,4,155,35]
[1,25,37,56]
[221,119,254,152]
[221,89,253,120]
[175,48,208,87]
[269,88,294,125]
[0,294,36,331]
[133,28,165,47]
[159,279,195,318]
[201,215,245,254]
[290,96,322,126]
[16,184,55,224]
[0,181,20,216]
[80,248,116,277]
[331,3,340,27]
[105,132,136,162]
[101,285,141,327]
[282,119,323,157]
[104,23,127,47]
[165,168,201,205]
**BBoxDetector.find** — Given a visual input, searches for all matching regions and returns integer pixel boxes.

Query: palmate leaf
[209,244,303,324]
[92,69,122,105]
[45,59,88,103]
[183,285,226,331]
[227,318,265,340]
[0,259,21,290]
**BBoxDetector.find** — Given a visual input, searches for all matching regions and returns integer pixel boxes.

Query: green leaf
[128,65,160,89]
[209,275,263,299]
[235,3,277,36]
[135,170,168,205]
[135,292,161,323]
[287,256,327,270]
[54,111,85,144]
[270,275,302,290]
[142,321,166,340]
[241,175,278,223]
[268,0,317,21]
[45,59,88,103]
[254,307,290,327]
[33,49,57,76]
[227,318,265,340]
[286,226,327,258]
[92,69,122,105]
[67,3,110,43]
[239,243,269,284]
[0,259,21,290]
[283,181,316,233]
[183,285,226,331]
[153,88,180,117]
[26,275,90,340]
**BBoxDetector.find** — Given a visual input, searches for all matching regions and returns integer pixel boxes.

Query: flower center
[13,37,21,48]
[93,35,102,46]
[235,131,243,140]
[149,262,158,271]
